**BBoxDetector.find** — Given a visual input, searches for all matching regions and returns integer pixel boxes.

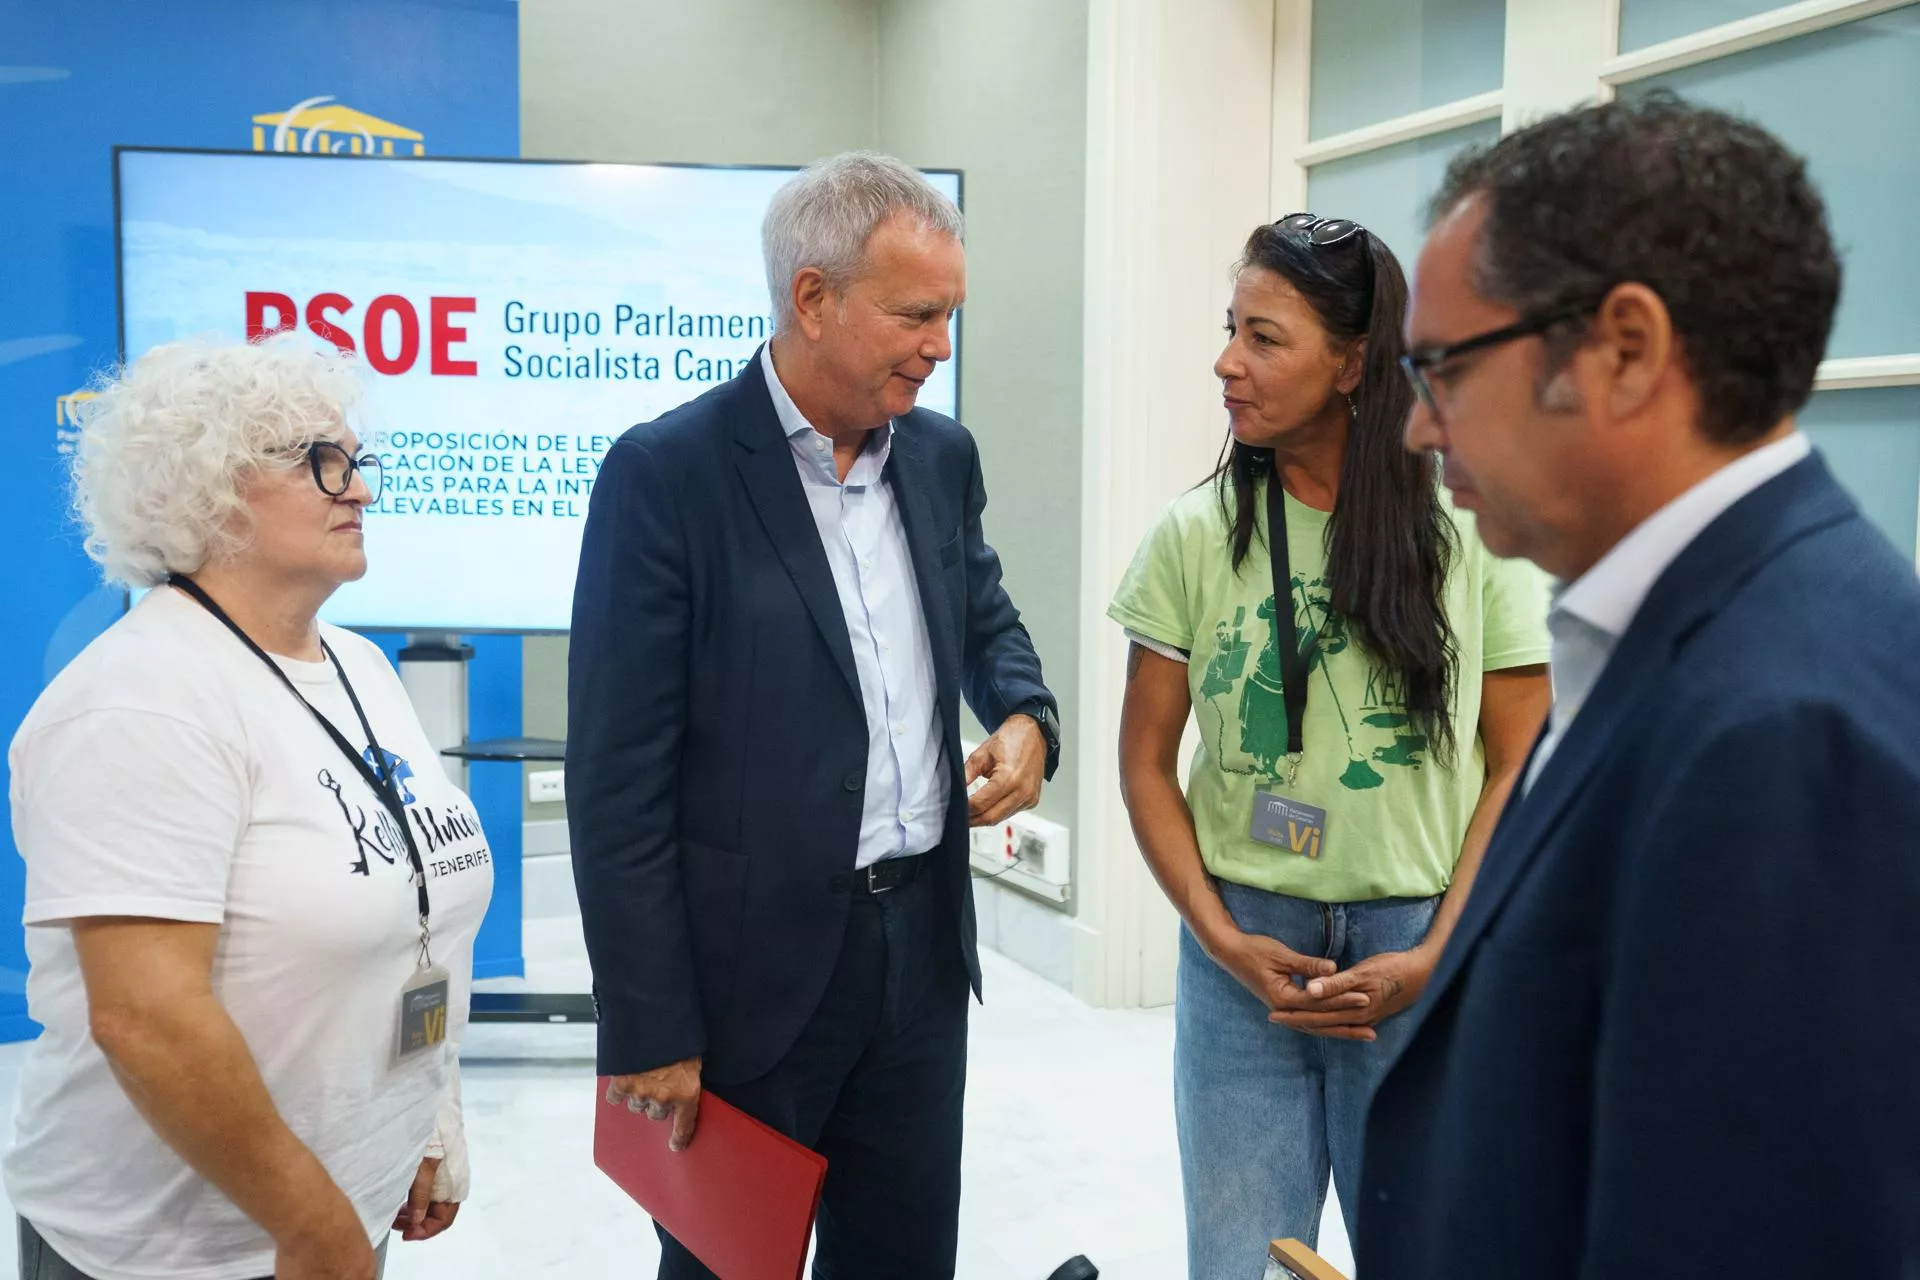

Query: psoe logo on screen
[252,95,425,156]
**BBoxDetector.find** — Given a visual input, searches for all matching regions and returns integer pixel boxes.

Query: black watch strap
[1010,700,1061,782]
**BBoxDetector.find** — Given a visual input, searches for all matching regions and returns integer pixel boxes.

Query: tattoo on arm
[1127,643,1146,682]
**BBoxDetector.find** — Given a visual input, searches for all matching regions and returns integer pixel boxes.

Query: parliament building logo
[55,389,96,455]
[252,95,425,156]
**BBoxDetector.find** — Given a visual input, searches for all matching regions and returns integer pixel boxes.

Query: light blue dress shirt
[1526,432,1812,791]
[760,344,949,868]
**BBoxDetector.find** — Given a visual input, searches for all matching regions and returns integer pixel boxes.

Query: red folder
[594,1079,828,1280]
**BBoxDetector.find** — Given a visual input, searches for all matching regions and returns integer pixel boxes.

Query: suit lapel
[729,356,862,704]
[884,418,961,701]
[1412,637,1665,1014]
[1413,456,1857,1019]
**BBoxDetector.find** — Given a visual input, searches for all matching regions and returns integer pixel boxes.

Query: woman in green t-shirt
[1109,215,1551,1276]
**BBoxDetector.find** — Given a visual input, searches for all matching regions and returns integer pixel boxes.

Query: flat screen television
[115,148,963,632]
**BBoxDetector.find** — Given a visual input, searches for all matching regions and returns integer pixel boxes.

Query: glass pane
[1309,0,1507,139]
[1619,0,1786,53]
[1305,119,1501,273]
[1623,8,1920,358]
[1800,386,1920,560]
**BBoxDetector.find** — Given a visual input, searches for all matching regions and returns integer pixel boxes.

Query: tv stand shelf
[442,736,593,1025]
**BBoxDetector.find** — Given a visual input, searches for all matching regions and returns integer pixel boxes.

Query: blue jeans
[1175,883,1438,1280]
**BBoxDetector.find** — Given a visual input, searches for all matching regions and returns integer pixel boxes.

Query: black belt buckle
[866,864,895,895]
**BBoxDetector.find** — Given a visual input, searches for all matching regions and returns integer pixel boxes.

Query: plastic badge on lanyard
[398,962,452,1060]
[1246,481,1330,860]
[166,575,450,1062]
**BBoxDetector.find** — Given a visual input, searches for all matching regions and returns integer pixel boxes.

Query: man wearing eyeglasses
[1358,92,1920,1278]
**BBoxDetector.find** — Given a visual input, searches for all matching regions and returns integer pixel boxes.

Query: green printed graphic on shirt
[1109,479,1551,902]
[1206,571,1432,793]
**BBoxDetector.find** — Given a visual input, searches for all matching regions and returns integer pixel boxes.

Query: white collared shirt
[760,344,948,867]
[1527,432,1811,789]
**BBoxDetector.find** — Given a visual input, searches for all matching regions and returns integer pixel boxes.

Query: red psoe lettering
[304,293,356,353]
[430,296,477,376]
[245,291,297,341]
[363,295,421,375]
[245,291,475,374]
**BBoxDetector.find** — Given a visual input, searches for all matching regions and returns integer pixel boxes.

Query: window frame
[1271,0,1920,558]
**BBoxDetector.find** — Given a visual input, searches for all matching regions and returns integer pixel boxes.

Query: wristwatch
[1009,700,1062,782]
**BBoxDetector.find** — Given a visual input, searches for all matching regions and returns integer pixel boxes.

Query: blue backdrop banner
[1,0,525,1041]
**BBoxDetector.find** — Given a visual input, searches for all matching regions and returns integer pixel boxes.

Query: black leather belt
[855,855,924,896]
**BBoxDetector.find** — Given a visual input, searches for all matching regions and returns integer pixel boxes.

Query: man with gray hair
[568,151,1060,1277]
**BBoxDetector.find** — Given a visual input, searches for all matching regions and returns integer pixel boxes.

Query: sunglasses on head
[1274,211,1366,247]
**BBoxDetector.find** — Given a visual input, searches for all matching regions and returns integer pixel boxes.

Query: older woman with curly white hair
[5,335,494,1280]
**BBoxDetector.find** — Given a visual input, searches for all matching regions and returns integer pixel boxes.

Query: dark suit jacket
[566,356,1055,1085]
[1359,456,1920,1278]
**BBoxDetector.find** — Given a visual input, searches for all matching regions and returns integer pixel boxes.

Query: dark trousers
[657,860,971,1280]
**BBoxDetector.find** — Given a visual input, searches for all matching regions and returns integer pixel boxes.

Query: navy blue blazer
[1358,456,1920,1278]
[566,356,1055,1084]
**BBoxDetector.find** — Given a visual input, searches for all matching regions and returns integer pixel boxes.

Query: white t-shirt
[4,587,494,1280]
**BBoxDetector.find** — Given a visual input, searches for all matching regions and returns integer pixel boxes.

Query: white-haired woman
[5,335,493,1280]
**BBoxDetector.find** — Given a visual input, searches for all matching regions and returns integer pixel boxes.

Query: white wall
[876,0,1093,979]
[520,0,879,165]
[1071,0,1278,1008]
[877,0,1088,828]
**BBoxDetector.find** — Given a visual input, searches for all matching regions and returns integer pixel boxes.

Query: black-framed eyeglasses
[1399,302,1598,423]
[1274,211,1365,247]
[307,440,386,503]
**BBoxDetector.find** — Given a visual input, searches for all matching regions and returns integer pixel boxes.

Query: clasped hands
[1213,930,1437,1040]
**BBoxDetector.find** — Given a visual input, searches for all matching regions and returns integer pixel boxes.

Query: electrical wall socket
[527,768,566,804]
[968,810,1071,893]
[1009,812,1070,885]
[971,821,1020,867]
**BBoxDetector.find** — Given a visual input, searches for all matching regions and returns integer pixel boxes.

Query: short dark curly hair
[1427,91,1841,445]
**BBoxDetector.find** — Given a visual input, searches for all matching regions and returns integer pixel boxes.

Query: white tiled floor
[0,913,1354,1279]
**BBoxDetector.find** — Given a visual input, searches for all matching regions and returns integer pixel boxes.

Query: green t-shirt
[1108,478,1550,902]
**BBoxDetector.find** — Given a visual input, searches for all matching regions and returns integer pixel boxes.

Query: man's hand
[606,1056,703,1152]
[1266,947,1438,1041]
[391,1155,460,1242]
[1209,930,1345,1014]
[966,715,1047,827]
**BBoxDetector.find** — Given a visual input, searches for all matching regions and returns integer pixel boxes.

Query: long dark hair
[1214,221,1460,764]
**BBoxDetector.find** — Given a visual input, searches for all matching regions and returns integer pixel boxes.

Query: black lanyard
[1265,477,1320,786]
[168,575,432,954]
